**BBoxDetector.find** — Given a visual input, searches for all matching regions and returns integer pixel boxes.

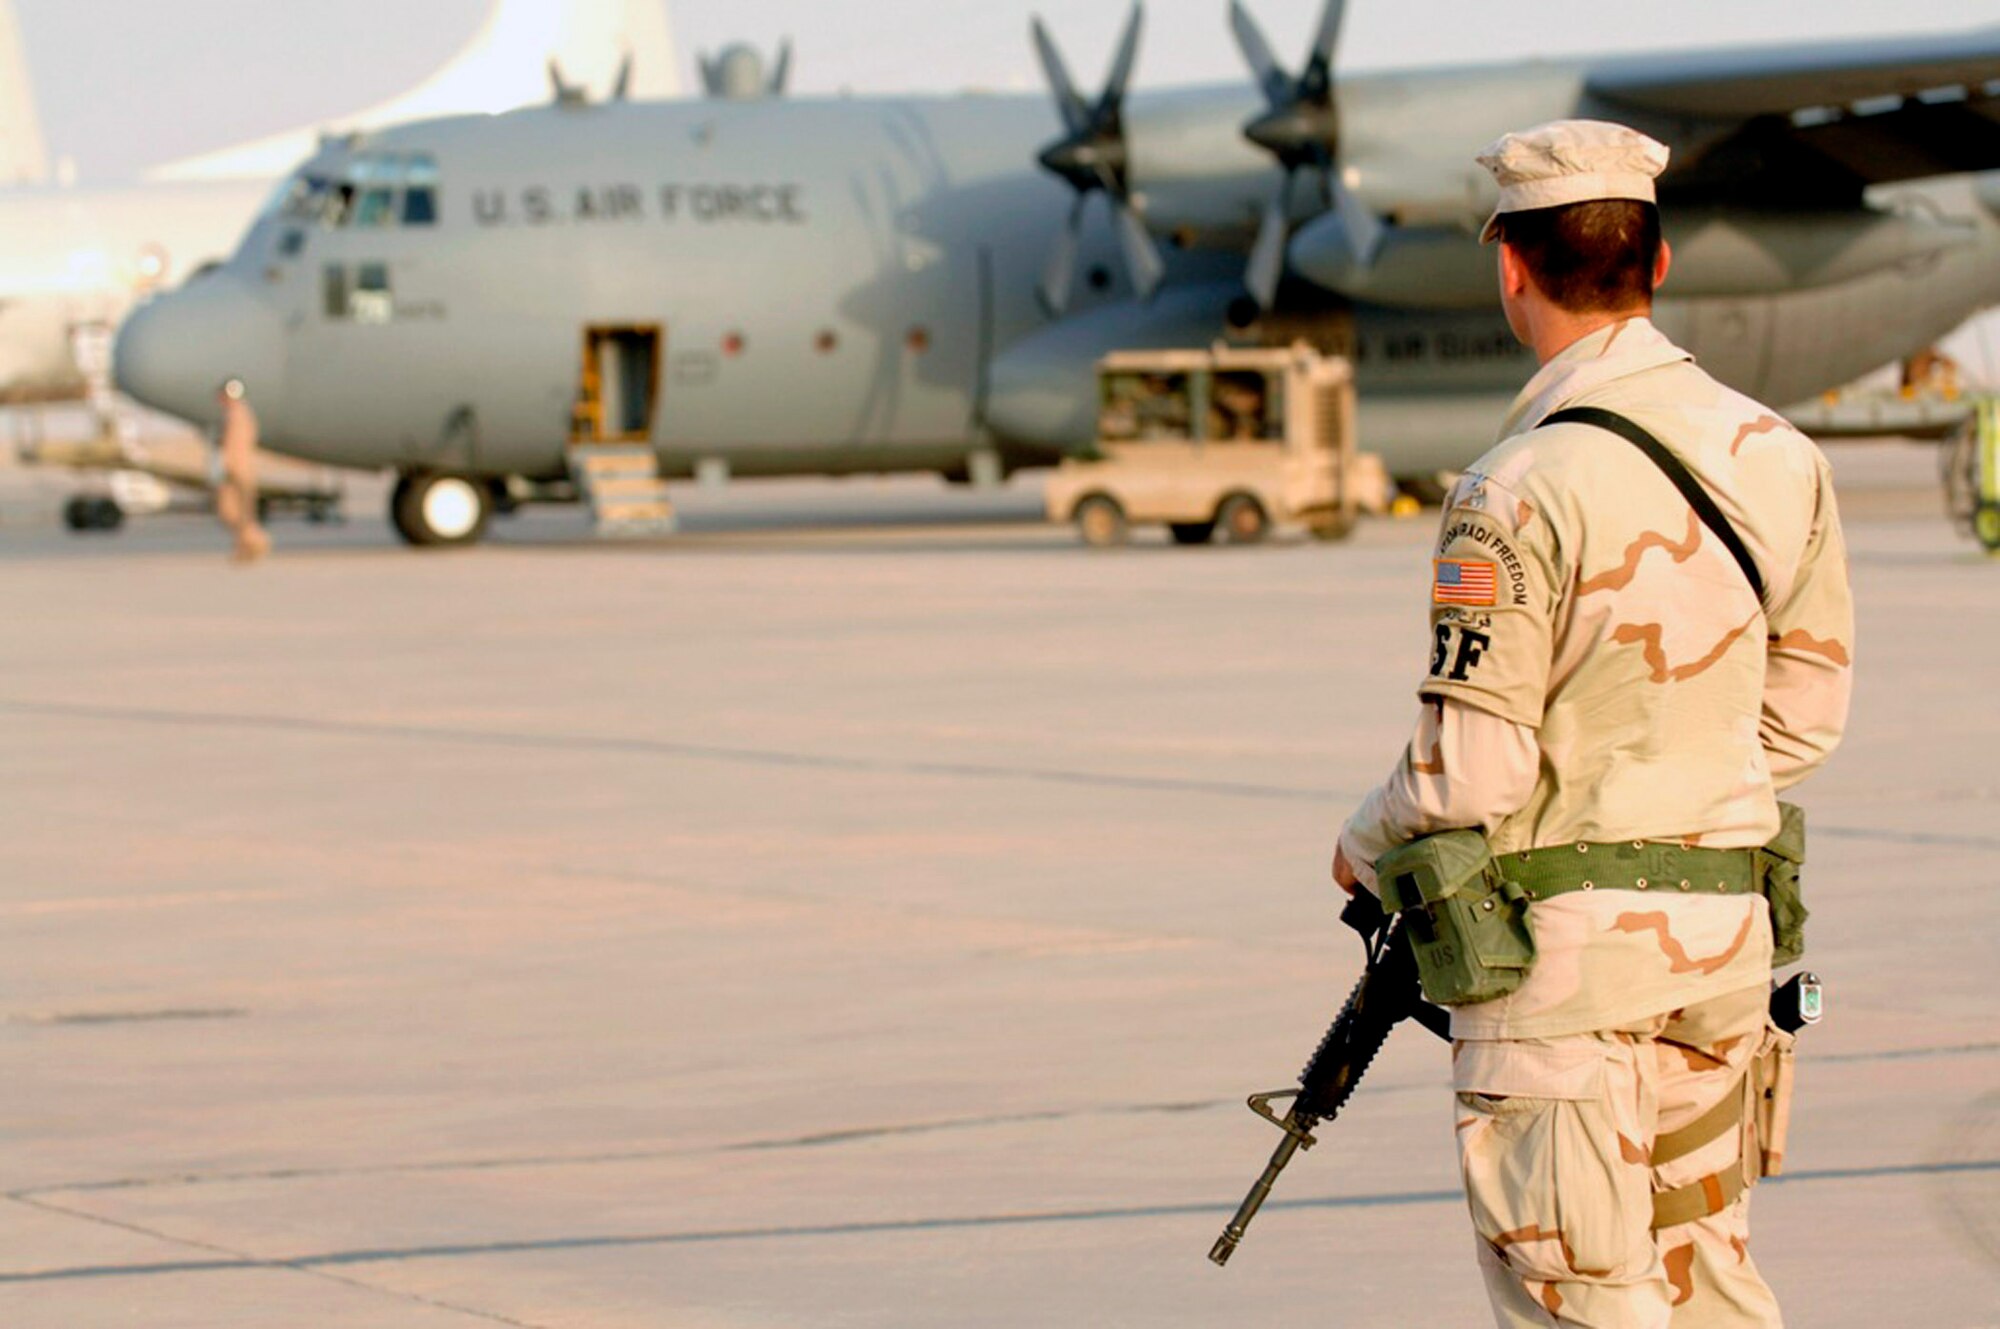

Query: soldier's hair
[1497,200,1662,313]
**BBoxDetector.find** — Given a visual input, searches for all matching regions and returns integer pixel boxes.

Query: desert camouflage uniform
[215,393,270,563]
[1339,316,1852,1326]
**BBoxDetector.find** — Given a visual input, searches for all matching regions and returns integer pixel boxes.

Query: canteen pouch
[1756,801,1808,965]
[1375,830,1536,1007]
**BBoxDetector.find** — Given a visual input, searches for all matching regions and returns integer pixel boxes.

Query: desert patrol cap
[1476,119,1670,244]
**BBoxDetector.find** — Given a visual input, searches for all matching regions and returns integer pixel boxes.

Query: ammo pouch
[1756,801,1808,965]
[1375,830,1535,1007]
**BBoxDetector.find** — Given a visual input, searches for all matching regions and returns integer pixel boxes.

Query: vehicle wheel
[1168,520,1216,546]
[1308,510,1357,542]
[391,471,492,547]
[1976,500,2000,553]
[1073,494,1128,548]
[1215,493,1270,545]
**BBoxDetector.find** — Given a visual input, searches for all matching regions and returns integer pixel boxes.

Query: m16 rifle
[1208,892,1450,1267]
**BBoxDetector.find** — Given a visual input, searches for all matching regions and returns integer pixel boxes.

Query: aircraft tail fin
[145,0,681,182]
[0,0,48,185]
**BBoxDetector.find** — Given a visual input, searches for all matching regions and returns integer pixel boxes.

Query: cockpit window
[402,154,439,225]
[279,174,331,221]
[325,182,357,228]
[288,153,440,231]
[352,156,396,228]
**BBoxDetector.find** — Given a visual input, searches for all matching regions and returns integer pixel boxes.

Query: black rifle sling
[1541,405,1766,604]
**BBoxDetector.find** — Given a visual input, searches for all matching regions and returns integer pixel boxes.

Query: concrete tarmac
[2,449,1996,1326]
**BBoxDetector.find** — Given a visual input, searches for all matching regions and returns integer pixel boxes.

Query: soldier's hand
[1332,843,1359,895]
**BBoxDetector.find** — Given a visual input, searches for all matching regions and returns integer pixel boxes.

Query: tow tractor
[1044,342,1363,547]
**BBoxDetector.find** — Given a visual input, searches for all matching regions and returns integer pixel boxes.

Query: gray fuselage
[114,87,2000,480]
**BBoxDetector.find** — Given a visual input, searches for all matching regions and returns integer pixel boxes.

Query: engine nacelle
[1289,203,1979,310]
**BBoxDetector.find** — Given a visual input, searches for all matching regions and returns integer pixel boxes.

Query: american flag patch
[1433,559,1498,606]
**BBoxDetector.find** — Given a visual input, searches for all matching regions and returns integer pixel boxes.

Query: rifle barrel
[1208,1111,1317,1265]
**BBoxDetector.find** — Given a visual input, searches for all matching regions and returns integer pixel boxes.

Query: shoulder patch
[1434,558,1498,606]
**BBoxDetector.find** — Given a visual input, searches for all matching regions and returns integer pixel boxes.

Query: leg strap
[1651,1078,1743,1167]
[1652,1167,1747,1229]
[1650,1073,1751,1229]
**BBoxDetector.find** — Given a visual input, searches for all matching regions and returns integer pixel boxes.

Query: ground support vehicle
[1044,343,1362,547]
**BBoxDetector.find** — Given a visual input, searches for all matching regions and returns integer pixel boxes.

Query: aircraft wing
[1584,28,2000,202]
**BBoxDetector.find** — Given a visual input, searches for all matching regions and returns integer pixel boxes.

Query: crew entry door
[571,325,662,444]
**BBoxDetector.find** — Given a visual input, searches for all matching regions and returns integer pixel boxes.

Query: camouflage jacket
[1342,316,1853,1038]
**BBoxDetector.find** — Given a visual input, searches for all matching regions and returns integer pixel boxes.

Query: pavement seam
[5,697,1996,849]
[14,1042,1995,1200]
[7,1159,1997,1284]
[0,696,1345,804]
[3,1194,549,1325]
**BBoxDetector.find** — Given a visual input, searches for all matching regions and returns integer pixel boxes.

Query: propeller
[1029,4,1165,315]
[1229,0,1383,311]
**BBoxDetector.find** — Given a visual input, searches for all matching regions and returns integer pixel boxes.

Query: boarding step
[567,444,677,537]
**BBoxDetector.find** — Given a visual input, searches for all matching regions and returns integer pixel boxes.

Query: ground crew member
[1333,120,1853,1325]
[213,378,270,563]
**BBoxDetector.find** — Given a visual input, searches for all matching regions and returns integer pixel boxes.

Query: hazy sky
[18,0,2000,183]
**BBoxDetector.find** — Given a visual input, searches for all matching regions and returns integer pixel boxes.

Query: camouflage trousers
[214,477,269,563]
[1453,985,1790,1327]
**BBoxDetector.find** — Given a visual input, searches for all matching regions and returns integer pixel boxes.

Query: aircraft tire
[1214,493,1270,545]
[1168,521,1216,545]
[391,471,492,547]
[64,495,123,533]
[1073,494,1128,548]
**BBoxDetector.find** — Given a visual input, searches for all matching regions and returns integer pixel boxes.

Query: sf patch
[1434,558,1498,607]
[1431,623,1492,681]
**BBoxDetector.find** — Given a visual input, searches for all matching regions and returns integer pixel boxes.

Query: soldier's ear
[1652,238,1672,293]
[1497,242,1531,299]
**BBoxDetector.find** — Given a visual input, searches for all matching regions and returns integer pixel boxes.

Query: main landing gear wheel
[391,472,492,547]
[63,495,124,533]
[1073,494,1128,548]
[1215,493,1270,545]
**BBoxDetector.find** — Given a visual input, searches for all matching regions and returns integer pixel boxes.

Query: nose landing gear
[390,471,493,547]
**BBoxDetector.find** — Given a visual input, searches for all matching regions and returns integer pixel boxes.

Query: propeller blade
[1244,181,1292,310]
[1040,195,1089,315]
[611,51,633,101]
[1307,0,1348,73]
[1228,0,1290,110]
[1030,18,1089,136]
[548,58,582,104]
[1098,3,1145,119]
[1328,171,1385,265]
[768,39,792,94]
[1112,198,1166,300]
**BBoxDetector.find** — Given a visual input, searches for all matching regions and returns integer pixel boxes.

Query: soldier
[213,378,270,563]
[1333,121,1853,1326]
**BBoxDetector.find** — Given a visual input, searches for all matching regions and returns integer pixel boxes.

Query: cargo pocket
[1454,1042,1648,1286]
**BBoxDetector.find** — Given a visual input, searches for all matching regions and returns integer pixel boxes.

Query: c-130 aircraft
[114,1,2000,545]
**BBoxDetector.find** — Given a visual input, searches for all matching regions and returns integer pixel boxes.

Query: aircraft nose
[114,269,284,426]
